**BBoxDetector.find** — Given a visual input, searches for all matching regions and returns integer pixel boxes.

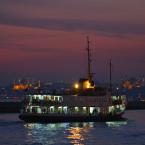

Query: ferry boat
[19,37,126,123]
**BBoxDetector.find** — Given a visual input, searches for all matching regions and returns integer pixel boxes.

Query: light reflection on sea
[0,111,145,145]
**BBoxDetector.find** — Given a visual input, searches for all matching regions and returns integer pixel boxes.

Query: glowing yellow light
[83,80,91,89]
[74,83,79,89]
[86,81,90,88]
[83,80,95,89]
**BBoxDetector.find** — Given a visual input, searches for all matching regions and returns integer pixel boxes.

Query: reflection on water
[65,122,94,145]
[24,122,93,145]
[23,121,128,145]
[24,123,69,131]
[24,123,69,144]
[66,127,84,145]
[106,121,128,128]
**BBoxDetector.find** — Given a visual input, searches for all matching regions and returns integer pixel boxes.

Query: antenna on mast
[109,59,112,94]
[86,36,92,82]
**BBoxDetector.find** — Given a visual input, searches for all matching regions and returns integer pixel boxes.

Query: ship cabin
[23,92,126,117]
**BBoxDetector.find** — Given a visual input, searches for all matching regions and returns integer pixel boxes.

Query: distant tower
[109,59,112,93]
[86,36,93,82]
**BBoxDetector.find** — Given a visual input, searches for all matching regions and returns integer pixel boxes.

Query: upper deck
[24,93,125,108]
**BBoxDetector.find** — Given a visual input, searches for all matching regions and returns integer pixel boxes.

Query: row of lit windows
[27,95,63,102]
[112,95,126,101]
[24,104,125,115]
[25,106,101,114]
[109,104,125,113]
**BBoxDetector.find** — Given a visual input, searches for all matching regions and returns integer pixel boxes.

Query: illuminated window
[89,107,95,114]
[83,107,86,110]
[58,96,63,102]
[50,106,54,112]
[109,106,114,113]
[58,106,62,113]
[37,107,42,114]
[75,107,79,112]
[51,96,54,101]
[55,96,58,101]
[63,106,68,113]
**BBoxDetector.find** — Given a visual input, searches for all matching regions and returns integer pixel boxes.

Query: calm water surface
[0,110,145,145]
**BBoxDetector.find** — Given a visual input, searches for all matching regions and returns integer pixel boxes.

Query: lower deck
[24,104,125,116]
[19,112,126,123]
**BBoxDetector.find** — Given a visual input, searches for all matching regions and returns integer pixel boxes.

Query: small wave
[2,143,43,145]
[23,143,43,145]
[131,132,145,138]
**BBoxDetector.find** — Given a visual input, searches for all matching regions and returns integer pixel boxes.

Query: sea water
[0,110,145,145]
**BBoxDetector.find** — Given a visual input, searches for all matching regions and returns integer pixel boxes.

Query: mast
[109,59,112,93]
[86,36,92,81]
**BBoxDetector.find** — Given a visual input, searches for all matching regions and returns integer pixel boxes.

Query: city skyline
[0,0,145,85]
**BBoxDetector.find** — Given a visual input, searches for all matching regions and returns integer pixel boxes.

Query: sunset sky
[0,0,145,85]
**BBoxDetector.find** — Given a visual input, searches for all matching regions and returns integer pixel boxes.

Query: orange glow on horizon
[13,84,31,90]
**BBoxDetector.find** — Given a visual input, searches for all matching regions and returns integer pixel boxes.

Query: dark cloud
[0,0,145,37]
[0,42,62,53]
[20,47,51,52]
[0,12,145,36]
[19,46,64,53]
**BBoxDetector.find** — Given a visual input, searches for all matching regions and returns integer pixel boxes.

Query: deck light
[74,83,79,89]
